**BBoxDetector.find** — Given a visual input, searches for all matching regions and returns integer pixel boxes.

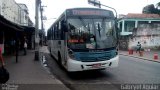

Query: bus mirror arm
[114,21,119,46]
[116,27,120,46]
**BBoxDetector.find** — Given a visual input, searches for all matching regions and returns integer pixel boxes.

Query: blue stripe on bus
[71,47,116,52]
[74,49,117,62]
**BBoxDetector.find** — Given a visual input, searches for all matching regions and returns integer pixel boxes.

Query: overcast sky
[15,0,159,30]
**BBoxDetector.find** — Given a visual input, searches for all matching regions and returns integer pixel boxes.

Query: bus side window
[54,26,56,39]
[51,28,53,40]
[61,20,68,32]
[58,22,61,40]
[48,29,51,40]
[61,20,67,39]
[55,24,58,40]
[52,27,54,40]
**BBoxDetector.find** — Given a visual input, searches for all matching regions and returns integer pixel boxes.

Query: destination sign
[66,8,114,17]
[72,10,106,16]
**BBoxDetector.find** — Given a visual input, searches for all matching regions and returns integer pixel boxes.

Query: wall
[129,21,160,49]
[129,36,160,49]
[119,35,129,50]
[0,0,30,26]
[1,0,20,24]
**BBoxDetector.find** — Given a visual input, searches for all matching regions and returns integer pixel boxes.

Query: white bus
[47,8,119,72]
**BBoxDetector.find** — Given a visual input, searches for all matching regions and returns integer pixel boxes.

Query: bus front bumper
[67,55,119,72]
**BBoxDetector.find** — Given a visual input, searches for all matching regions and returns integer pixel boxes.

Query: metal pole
[15,33,19,63]
[98,1,101,8]
[40,0,44,46]
[35,0,40,61]
[88,0,117,18]
[100,4,117,18]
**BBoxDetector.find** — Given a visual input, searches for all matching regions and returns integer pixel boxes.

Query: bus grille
[78,52,112,62]
[80,57,111,62]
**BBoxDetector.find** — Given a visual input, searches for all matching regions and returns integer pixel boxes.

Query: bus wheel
[58,53,62,65]
[50,48,51,52]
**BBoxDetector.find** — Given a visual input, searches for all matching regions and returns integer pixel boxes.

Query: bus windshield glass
[67,18,117,49]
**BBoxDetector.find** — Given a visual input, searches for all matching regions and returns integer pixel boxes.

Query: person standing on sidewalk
[10,39,16,55]
[15,39,20,63]
[0,47,10,84]
[24,40,27,55]
[0,47,5,66]
[136,42,142,53]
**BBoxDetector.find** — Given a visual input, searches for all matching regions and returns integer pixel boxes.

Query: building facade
[118,13,160,50]
[0,0,20,24]
[18,4,29,26]
[0,0,35,54]
[0,0,2,14]
[0,0,32,26]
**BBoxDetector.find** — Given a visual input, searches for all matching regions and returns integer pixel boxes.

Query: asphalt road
[44,54,160,90]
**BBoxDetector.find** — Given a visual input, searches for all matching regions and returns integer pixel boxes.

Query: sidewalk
[2,47,70,90]
[119,50,160,63]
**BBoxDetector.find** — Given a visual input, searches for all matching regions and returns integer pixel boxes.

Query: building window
[124,21,135,32]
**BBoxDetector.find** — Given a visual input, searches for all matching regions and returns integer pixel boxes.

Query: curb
[119,53,160,63]
[42,52,71,90]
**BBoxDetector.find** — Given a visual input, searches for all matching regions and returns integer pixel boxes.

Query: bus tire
[50,48,51,52]
[58,52,62,65]
[49,48,52,56]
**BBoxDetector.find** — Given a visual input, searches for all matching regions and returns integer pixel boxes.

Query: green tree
[157,2,160,14]
[142,4,157,14]
[142,3,160,14]
[156,2,160,9]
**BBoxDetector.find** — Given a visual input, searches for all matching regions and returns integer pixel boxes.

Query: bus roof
[48,8,115,30]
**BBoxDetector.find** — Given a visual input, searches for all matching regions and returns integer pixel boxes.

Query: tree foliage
[156,2,160,9]
[142,2,160,14]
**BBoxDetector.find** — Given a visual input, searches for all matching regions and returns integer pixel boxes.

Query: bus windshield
[67,18,117,50]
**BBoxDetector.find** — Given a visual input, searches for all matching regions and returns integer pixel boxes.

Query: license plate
[92,63,101,68]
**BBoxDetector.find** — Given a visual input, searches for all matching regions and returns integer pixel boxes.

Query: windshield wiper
[97,23,101,38]
[91,19,98,49]
[79,17,87,30]
[88,23,91,35]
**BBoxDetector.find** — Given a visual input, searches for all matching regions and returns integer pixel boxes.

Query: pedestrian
[0,47,5,66]
[136,41,141,53]
[10,39,16,55]
[15,39,19,63]
[0,47,10,84]
[24,41,27,55]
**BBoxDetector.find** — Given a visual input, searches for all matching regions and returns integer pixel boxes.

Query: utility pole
[40,1,46,46]
[40,0,43,32]
[88,0,101,8]
[88,0,117,18]
[35,0,40,61]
